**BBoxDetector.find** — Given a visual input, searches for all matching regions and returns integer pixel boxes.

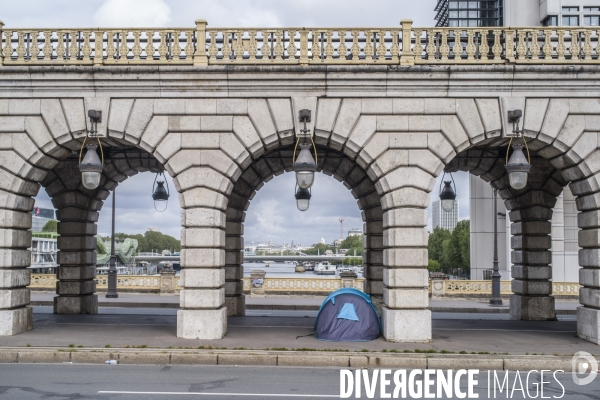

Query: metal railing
[1,20,598,66]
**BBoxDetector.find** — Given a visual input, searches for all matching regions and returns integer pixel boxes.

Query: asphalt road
[0,364,598,399]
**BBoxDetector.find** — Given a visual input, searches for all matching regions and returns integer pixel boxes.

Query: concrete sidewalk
[0,306,594,357]
[30,292,580,314]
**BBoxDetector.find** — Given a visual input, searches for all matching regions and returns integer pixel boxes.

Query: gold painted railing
[433,280,580,296]
[1,20,599,66]
[242,277,364,292]
[28,274,579,296]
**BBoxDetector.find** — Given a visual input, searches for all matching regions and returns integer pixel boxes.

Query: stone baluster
[0,21,4,66]
[194,19,208,66]
[93,30,103,66]
[505,28,515,62]
[400,19,414,66]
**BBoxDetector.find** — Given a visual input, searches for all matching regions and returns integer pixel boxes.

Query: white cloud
[93,0,172,27]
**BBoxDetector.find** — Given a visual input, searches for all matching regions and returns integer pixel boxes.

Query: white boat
[337,265,353,274]
[313,261,336,275]
[302,261,315,271]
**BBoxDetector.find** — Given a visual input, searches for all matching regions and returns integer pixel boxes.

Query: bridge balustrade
[1,20,599,66]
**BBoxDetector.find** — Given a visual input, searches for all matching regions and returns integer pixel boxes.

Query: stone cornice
[0,65,599,98]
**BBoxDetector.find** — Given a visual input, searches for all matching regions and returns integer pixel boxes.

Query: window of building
[544,15,558,26]
[585,15,600,25]
[584,7,600,11]
[563,15,580,26]
[563,7,580,12]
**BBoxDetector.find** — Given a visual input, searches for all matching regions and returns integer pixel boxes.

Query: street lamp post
[490,188,502,306]
[106,187,118,298]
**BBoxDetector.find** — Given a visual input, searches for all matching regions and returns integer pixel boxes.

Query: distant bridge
[133,255,362,263]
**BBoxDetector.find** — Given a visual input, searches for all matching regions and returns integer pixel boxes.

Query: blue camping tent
[314,288,381,341]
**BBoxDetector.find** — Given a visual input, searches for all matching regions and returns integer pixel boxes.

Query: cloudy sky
[12,0,471,244]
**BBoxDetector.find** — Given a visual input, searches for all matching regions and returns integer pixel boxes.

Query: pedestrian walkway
[0,307,595,356]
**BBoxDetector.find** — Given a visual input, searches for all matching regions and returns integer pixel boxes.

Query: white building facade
[469,176,579,282]
[432,199,459,232]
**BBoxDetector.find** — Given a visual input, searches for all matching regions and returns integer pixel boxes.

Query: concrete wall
[469,175,509,280]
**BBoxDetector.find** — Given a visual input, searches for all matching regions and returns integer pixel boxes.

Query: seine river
[242,262,363,278]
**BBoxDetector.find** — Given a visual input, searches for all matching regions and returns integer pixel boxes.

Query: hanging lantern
[438,172,457,212]
[505,144,531,190]
[292,109,318,204]
[295,186,311,212]
[505,110,531,191]
[79,143,103,190]
[152,172,170,212]
[294,143,317,189]
[78,110,104,190]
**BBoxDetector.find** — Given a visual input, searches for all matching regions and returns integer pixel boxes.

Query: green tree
[440,220,471,276]
[339,234,364,257]
[343,257,362,266]
[340,234,363,250]
[303,243,333,255]
[427,227,451,264]
[428,259,441,272]
[42,220,58,232]
[115,231,180,253]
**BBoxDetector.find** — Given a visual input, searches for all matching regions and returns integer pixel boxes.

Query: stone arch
[437,97,600,344]
[0,98,187,335]
[5,94,599,345]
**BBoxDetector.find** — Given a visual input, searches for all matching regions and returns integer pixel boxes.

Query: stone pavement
[0,305,595,357]
[30,292,580,314]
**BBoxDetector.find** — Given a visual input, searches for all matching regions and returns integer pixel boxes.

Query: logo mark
[572,351,598,386]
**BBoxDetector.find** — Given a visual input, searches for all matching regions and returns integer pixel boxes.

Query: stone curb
[0,348,583,371]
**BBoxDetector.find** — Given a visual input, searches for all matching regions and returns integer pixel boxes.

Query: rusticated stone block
[180,288,224,309]
[381,307,431,343]
[509,295,555,321]
[177,307,226,339]
[511,279,552,295]
[53,294,98,314]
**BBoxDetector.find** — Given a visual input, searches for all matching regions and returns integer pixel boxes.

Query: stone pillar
[160,266,176,295]
[362,205,384,312]
[54,206,99,314]
[573,176,600,344]
[224,206,245,316]
[380,188,431,343]
[178,204,226,339]
[509,203,556,320]
[339,271,357,288]
[0,210,33,335]
[249,270,266,296]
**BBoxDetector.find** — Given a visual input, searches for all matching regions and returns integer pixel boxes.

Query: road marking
[99,391,337,397]
[436,328,573,332]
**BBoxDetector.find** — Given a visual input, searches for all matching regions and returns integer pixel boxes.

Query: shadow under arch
[36,136,180,315]
[222,144,385,316]
[442,132,591,322]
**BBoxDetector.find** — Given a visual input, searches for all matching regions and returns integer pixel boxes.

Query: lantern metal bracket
[505,110,530,165]
[293,109,317,164]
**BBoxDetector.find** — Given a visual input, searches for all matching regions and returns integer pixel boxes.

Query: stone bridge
[1,20,600,344]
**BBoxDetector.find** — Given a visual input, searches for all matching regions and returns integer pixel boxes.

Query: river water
[242,262,363,278]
